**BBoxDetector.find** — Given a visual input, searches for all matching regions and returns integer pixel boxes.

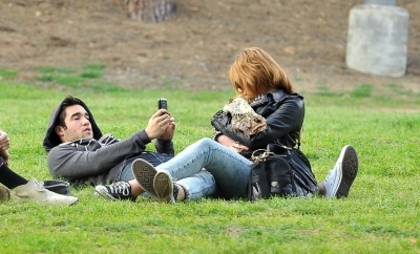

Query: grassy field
[0,69,419,253]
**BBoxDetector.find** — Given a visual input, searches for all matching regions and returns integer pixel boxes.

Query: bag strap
[297,125,304,150]
[297,135,301,150]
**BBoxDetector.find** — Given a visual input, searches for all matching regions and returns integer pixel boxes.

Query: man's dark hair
[57,95,83,129]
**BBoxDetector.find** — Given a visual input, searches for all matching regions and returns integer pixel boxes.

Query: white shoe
[10,179,78,205]
[0,185,10,202]
[323,145,358,198]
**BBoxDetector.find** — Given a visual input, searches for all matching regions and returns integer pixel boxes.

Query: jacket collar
[249,89,291,107]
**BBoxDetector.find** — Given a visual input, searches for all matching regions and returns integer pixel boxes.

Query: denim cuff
[212,131,223,141]
[176,182,190,201]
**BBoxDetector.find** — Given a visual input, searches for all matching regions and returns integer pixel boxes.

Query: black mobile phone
[158,98,168,110]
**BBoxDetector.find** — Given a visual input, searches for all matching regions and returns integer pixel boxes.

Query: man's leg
[94,152,173,201]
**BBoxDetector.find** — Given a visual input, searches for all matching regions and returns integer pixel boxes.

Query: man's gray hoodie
[43,97,174,186]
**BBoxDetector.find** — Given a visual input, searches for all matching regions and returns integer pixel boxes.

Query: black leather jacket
[211,89,305,158]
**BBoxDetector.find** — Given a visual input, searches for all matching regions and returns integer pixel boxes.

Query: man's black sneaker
[95,181,133,201]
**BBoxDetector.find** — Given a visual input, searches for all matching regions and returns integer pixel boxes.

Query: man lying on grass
[42,95,209,200]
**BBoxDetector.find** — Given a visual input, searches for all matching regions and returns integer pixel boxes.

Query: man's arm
[47,130,151,180]
[155,139,174,156]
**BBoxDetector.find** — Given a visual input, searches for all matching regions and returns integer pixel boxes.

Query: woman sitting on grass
[96,47,359,203]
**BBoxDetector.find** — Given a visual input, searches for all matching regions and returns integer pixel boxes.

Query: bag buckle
[251,149,273,162]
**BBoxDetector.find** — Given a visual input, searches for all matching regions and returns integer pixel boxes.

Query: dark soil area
[0,0,419,94]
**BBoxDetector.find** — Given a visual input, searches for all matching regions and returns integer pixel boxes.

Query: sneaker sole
[0,185,10,202]
[153,170,174,203]
[336,145,358,198]
[69,199,79,206]
[94,186,117,201]
[132,159,158,197]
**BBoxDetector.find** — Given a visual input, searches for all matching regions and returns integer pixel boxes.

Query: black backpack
[248,144,318,201]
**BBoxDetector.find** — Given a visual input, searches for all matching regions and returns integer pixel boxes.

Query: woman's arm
[212,98,304,150]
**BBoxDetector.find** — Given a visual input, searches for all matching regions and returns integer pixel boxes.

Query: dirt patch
[0,0,419,95]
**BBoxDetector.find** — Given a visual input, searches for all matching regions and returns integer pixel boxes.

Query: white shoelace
[109,182,130,196]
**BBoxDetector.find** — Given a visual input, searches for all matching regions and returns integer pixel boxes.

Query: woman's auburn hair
[229,47,294,97]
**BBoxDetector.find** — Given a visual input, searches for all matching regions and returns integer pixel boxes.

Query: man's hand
[159,120,175,140]
[145,109,175,140]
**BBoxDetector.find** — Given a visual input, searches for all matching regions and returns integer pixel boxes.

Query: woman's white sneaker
[323,145,359,198]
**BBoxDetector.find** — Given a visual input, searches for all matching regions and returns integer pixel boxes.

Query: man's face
[55,105,93,142]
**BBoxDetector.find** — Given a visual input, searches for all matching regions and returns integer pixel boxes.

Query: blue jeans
[156,138,253,200]
[119,151,173,182]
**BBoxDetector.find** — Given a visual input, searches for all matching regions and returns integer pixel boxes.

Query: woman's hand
[0,130,10,151]
[217,134,249,153]
[0,149,10,166]
[0,130,11,165]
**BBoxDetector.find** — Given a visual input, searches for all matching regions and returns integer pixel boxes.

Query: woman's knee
[196,137,217,148]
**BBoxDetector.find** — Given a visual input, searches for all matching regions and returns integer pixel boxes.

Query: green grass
[0,78,419,253]
[36,64,124,91]
[0,68,18,79]
[80,63,106,78]
[350,83,374,98]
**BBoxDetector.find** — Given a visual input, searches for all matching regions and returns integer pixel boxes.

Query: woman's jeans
[156,138,253,200]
